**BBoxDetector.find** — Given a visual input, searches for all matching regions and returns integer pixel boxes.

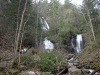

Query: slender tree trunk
[14,0,27,59]
[18,16,29,68]
[84,0,96,42]
[39,27,43,48]
[80,9,92,43]
[35,0,40,48]
[35,14,38,48]
[14,0,21,59]
[19,16,30,50]
[88,10,96,42]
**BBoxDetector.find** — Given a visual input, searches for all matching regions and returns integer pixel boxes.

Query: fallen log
[57,68,66,75]
[51,66,68,75]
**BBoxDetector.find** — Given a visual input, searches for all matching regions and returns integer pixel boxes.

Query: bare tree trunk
[80,9,92,43]
[88,10,96,42]
[14,0,21,59]
[18,16,29,69]
[35,0,40,48]
[14,0,27,59]
[39,27,43,48]
[84,0,96,42]
[19,16,30,50]
[35,14,38,48]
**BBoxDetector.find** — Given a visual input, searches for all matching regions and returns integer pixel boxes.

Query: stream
[67,56,100,74]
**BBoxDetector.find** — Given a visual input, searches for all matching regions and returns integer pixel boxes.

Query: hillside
[0,0,100,75]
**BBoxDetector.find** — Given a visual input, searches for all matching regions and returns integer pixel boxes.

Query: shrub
[37,52,56,71]
[20,54,34,66]
[5,72,10,75]
[37,51,66,72]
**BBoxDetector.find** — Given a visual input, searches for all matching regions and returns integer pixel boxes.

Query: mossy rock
[20,65,28,71]
[5,72,10,75]
[92,62,100,69]
[8,69,19,75]
[0,72,4,75]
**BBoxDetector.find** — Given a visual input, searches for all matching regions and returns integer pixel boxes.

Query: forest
[0,0,100,75]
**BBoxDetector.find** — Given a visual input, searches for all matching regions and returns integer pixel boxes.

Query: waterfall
[43,37,54,50]
[75,34,83,53]
[40,17,49,31]
[40,17,54,50]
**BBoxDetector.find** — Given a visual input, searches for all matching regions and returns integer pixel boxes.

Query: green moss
[8,69,19,75]
[0,72,4,75]
[92,62,100,69]
[5,72,10,75]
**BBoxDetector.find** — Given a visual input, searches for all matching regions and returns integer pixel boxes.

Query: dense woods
[0,0,100,75]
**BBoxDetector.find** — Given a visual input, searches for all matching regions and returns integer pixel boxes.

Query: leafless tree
[14,0,28,59]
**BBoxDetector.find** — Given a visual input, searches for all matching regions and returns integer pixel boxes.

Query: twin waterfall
[41,17,83,53]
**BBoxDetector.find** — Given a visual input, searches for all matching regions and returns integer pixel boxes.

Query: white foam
[75,34,82,53]
[41,17,50,31]
[43,38,54,50]
[87,69,99,74]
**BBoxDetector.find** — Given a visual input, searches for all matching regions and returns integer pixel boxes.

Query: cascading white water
[40,17,49,31]
[75,34,83,53]
[40,17,54,50]
[43,37,54,50]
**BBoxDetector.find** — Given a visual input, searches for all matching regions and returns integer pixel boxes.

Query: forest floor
[76,49,100,69]
[0,47,100,75]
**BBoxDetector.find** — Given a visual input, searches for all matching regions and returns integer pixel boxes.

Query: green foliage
[45,0,83,49]
[2,0,43,47]
[37,51,66,72]
[5,72,10,75]
[82,0,100,50]
[8,69,19,75]
[37,52,56,71]
[64,0,73,8]
[49,0,59,16]
[58,25,78,40]
[20,54,34,66]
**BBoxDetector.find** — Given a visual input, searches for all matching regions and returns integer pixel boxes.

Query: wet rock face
[65,35,76,53]
[65,34,85,53]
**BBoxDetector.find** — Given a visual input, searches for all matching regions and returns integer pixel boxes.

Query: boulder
[19,71,40,75]
[73,63,79,66]
[68,66,90,75]
[20,65,27,71]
